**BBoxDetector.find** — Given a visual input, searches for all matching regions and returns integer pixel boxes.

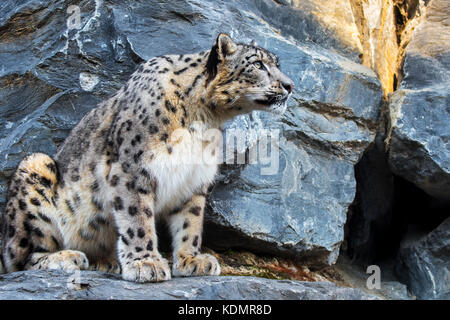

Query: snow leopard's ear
[216,33,237,57]
[250,39,257,46]
[206,33,237,83]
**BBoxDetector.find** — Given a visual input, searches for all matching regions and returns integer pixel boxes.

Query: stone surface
[387,0,450,201]
[0,270,379,300]
[0,0,383,266]
[333,255,413,300]
[290,0,426,96]
[396,218,450,300]
[357,0,400,95]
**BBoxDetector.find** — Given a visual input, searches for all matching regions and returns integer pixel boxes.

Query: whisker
[230,95,240,105]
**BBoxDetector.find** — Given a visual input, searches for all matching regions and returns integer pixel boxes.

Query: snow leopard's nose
[277,71,294,94]
[282,81,294,94]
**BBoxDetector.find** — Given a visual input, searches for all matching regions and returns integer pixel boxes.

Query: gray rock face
[379,281,413,300]
[0,270,379,300]
[386,2,450,298]
[396,218,450,300]
[0,0,383,265]
[0,0,142,206]
[387,0,450,201]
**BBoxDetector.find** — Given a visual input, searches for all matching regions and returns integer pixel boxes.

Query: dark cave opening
[344,143,449,267]
[389,175,449,249]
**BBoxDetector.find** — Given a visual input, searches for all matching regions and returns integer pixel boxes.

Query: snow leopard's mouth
[252,94,289,115]
[254,94,288,106]
[268,99,288,115]
[254,97,278,106]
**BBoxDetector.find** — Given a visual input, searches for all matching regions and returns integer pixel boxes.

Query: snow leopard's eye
[253,61,264,70]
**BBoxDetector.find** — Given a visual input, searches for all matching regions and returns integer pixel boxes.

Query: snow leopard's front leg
[111,167,170,283]
[167,194,221,277]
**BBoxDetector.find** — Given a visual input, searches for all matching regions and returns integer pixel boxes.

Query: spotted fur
[0,34,293,282]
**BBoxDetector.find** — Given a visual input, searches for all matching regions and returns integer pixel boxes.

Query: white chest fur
[147,124,221,214]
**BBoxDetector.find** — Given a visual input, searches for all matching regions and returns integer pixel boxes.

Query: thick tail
[1,153,59,272]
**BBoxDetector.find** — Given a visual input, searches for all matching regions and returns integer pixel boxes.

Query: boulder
[396,218,450,300]
[387,0,450,201]
[0,270,379,300]
[383,0,450,298]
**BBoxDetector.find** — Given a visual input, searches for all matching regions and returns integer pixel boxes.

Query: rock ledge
[0,270,379,300]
